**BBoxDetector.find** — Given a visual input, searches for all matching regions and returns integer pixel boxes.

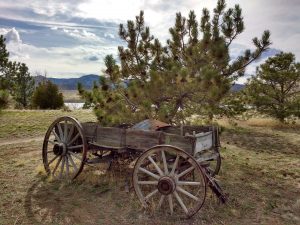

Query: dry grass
[0,110,96,140]
[0,112,299,224]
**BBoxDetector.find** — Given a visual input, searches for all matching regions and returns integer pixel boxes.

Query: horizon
[0,0,300,84]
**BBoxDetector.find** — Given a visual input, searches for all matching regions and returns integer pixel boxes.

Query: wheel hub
[157,176,175,195]
[53,143,67,156]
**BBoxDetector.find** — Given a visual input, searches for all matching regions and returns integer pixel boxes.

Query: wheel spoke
[65,155,69,178]
[52,130,61,142]
[137,181,158,185]
[177,166,195,178]
[47,155,59,166]
[66,124,75,143]
[68,153,78,172]
[69,152,83,161]
[161,150,168,174]
[57,123,64,141]
[48,140,56,145]
[168,195,173,214]
[148,156,163,176]
[174,191,188,214]
[138,167,160,180]
[177,181,202,186]
[64,120,68,142]
[176,186,199,201]
[68,144,83,150]
[68,133,80,146]
[52,156,62,175]
[59,157,65,178]
[145,189,158,200]
[170,155,179,175]
[158,195,165,209]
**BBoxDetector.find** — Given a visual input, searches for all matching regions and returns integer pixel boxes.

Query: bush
[0,89,9,109]
[32,81,64,109]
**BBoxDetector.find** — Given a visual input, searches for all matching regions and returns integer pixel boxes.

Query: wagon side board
[81,123,195,154]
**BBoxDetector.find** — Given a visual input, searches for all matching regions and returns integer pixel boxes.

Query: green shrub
[0,89,9,109]
[32,81,64,109]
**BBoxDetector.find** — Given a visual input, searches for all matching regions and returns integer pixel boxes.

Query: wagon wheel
[195,147,221,177]
[42,116,87,180]
[133,145,207,218]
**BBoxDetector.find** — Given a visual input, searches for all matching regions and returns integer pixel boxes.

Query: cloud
[60,28,103,43]
[0,27,29,60]
[2,27,22,43]
[0,0,299,81]
[0,27,118,76]
[86,55,99,61]
[104,33,115,39]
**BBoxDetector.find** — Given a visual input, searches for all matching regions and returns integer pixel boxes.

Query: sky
[0,0,299,83]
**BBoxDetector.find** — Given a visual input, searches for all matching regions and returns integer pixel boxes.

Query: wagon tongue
[204,169,228,204]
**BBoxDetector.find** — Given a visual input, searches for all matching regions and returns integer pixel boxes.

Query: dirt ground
[0,111,299,225]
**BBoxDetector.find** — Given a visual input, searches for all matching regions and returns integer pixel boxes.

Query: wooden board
[95,127,125,147]
[81,123,216,155]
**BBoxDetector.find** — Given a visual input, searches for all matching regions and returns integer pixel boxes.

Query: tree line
[78,0,300,124]
[0,35,64,110]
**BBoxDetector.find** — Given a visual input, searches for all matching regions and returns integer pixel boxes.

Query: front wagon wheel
[133,145,207,218]
[42,116,87,180]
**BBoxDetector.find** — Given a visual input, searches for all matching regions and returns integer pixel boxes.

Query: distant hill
[34,74,100,90]
[231,83,245,92]
[34,74,245,91]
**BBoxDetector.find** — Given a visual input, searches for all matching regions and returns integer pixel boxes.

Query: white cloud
[77,0,217,41]
[0,27,117,77]
[60,28,103,43]
[104,33,115,39]
[1,0,300,80]
[0,27,30,60]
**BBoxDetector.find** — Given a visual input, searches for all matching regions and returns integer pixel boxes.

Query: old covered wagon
[42,116,226,218]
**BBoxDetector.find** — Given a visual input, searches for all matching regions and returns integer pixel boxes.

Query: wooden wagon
[42,116,226,218]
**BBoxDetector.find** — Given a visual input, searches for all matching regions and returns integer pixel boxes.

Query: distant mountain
[231,83,245,92]
[34,74,100,90]
[34,74,246,91]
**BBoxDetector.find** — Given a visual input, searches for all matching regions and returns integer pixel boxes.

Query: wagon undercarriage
[42,116,226,218]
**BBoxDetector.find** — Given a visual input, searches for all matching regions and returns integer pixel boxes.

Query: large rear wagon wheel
[42,116,87,180]
[133,145,207,218]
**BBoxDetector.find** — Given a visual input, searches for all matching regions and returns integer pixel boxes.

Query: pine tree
[32,81,64,109]
[79,0,271,125]
[0,35,12,108]
[0,35,11,90]
[12,63,35,108]
[246,52,300,122]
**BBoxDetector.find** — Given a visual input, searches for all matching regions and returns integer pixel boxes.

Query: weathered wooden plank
[82,122,98,139]
[80,122,218,157]
[159,125,212,136]
[164,133,194,154]
[96,127,124,147]
[126,130,164,150]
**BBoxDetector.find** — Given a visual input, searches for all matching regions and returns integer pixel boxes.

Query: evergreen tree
[12,63,35,108]
[79,0,271,125]
[32,81,64,109]
[0,89,9,109]
[0,35,12,108]
[246,52,300,122]
[0,35,11,91]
